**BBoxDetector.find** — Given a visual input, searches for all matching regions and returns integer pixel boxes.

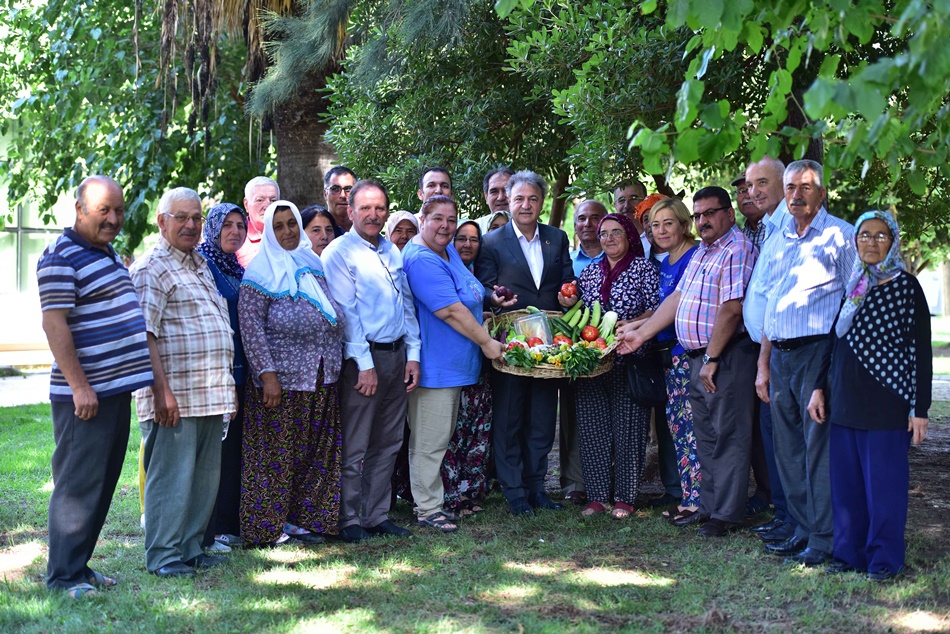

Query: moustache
[179,230,197,237]
[100,223,120,232]
[790,198,806,206]
[698,224,713,233]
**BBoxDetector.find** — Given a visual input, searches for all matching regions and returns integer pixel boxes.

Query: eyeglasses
[327,185,353,195]
[597,229,626,241]
[162,213,204,225]
[691,206,729,222]
[454,236,480,244]
[616,195,644,206]
[857,231,892,244]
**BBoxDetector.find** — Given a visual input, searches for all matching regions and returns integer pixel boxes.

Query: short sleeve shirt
[674,226,757,351]
[130,237,236,420]
[36,229,153,401]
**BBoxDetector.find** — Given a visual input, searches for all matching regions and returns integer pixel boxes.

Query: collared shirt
[570,245,605,277]
[37,228,153,401]
[321,231,422,371]
[235,235,261,269]
[762,207,856,341]
[130,236,236,421]
[512,222,544,288]
[741,219,768,251]
[674,225,757,351]
[742,200,791,342]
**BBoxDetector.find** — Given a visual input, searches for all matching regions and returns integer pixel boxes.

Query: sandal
[581,501,609,516]
[417,511,458,533]
[66,583,97,599]
[458,499,485,517]
[611,502,635,519]
[86,570,117,588]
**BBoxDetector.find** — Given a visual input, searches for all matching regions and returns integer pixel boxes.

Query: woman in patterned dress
[808,211,931,581]
[238,201,345,546]
[575,213,659,519]
[440,219,494,515]
[647,198,701,525]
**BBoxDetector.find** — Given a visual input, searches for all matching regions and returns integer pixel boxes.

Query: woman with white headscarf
[808,210,931,582]
[238,201,345,546]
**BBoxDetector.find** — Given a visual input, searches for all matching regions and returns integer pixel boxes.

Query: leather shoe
[508,497,535,516]
[152,561,195,578]
[697,518,739,537]
[564,491,587,505]
[759,525,796,544]
[528,492,563,511]
[749,518,784,534]
[825,560,861,574]
[185,554,227,569]
[867,567,902,582]
[672,511,709,528]
[365,519,411,537]
[765,535,808,556]
[784,547,830,567]
[647,493,679,508]
[336,525,370,543]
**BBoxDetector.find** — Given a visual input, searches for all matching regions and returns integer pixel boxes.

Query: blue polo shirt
[402,241,484,388]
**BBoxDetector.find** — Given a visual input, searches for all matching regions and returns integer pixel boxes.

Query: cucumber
[576,306,591,330]
[550,317,572,336]
[567,303,585,328]
[591,300,602,328]
[525,305,541,314]
[562,300,583,321]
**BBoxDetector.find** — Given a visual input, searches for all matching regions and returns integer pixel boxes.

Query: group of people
[37,156,930,598]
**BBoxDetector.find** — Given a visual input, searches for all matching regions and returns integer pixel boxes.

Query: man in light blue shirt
[741,156,792,541]
[570,200,606,277]
[322,179,422,543]
[756,160,857,567]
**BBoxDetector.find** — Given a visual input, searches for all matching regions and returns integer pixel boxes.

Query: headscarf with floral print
[196,203,246,279]
[835,210,904,337]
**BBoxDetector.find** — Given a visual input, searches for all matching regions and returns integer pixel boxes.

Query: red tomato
[506,340,526,351]
[553,334,573,346]
[527,337,544,347]
[592,337,607,350]
[581,325,600,342]
[560,282,578,298]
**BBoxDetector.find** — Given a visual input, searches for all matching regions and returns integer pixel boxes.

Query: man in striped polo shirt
[37,175,154,598]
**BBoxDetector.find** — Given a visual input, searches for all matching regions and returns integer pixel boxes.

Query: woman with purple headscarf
[575,213,659,519]
[808,210,931,582]
[195,203,249,550]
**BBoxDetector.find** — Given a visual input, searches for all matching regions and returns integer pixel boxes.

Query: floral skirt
[240,378,342,545]
[441,373,493,510]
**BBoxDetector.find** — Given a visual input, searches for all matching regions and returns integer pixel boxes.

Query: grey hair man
[38,175,154,597]
[236,176,280,267]
[131,187,237,578]
[755,160,856,567]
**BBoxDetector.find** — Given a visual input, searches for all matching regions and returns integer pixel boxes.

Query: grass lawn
[1,403,949,633]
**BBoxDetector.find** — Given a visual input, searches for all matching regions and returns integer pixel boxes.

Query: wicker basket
[485,309,620,379]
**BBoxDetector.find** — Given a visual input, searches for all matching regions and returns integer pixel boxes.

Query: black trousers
[47,392,132,589]
[490,371,562,502]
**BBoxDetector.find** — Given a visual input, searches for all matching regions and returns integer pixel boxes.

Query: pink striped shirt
[674,225,757,351]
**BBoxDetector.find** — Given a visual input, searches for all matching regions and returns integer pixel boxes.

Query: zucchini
[567,303,585,327]
[525,305,541,314]
[591,300,602,328]
[562,300,583,321]
[576,306,591,329]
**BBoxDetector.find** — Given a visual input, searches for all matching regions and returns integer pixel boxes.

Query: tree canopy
[0,0,270,254]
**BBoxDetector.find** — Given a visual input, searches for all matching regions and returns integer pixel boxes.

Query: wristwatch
[702,353,720,365]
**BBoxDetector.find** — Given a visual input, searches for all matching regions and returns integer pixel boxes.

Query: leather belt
[684,347,706,359]
[368,338,404,352]
[772,334,826,352]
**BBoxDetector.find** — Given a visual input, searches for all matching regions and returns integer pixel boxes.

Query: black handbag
[625,348,667,407]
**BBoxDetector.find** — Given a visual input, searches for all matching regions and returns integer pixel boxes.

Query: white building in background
[0,184,74,366]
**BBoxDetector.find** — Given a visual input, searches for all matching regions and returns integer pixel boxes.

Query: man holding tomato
[475,170,577,516]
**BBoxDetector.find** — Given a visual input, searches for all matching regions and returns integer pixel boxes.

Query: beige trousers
[408,386,462,518]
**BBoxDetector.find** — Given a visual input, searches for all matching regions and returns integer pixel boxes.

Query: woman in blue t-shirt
[402,196,505,533]
[648,198,701,525]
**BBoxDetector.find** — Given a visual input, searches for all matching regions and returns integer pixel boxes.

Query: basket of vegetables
[484,295,621,380]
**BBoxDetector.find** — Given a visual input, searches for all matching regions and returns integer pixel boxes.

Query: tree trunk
[547,167,571,229]
[273,75,339,207]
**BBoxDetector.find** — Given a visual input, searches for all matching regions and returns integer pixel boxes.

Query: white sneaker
[205,540,231,554]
